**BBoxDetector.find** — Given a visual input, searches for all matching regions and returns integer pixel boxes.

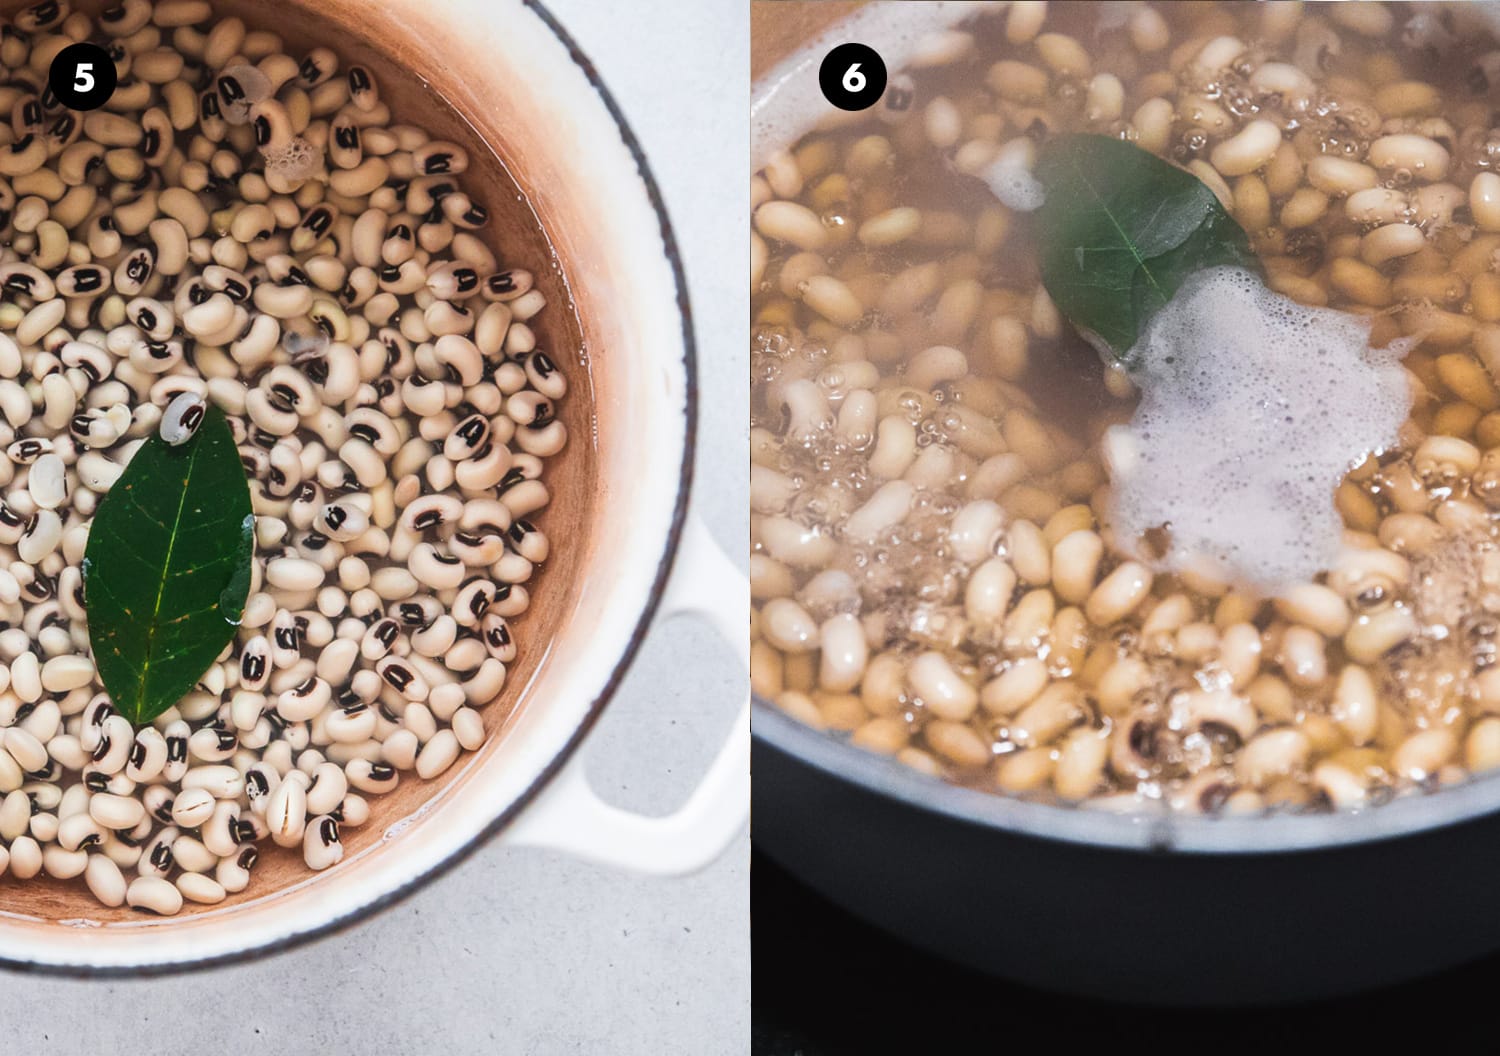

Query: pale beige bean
[1343,606,1418,663]
[753,200,825,250]
[1274,583,1349,638]
[760,598,818,653]
[800,275,862,327]
[1084,562,1152,626]
[925,721,990,769]
[947,500,1005,564]
[907,652,977,721]
[1217,622,1262,690]
[1333,665,1379,746]
[964,557,1016,630]
[1051,529,1103,605]
[1369,134,1449,181]
[980,657,1048,716]
[1472,172,1500,233]
[1053,728,1109,800]
[818,614,867,693]
[1392,728,1458,781]
[1209,119,1281,177]
[1312,761,1369,810]
[1360,223,1425,266]
[858,207,920,246]
[843,480,914,544]
[1306,155,1377,196]
[1235,728,1310,788]
[1007,520,1049,586]
[1465,717,1500,773]
[1005,0,1047,44]
[1278,626,1327,687]
[1132,98,1174,155]
[1345,187,1409,225]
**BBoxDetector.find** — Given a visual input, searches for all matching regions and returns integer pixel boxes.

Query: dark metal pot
[754,702,1500,1005]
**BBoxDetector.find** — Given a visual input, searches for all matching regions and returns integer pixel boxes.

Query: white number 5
[74,62,93,92]
[842,63,865,93]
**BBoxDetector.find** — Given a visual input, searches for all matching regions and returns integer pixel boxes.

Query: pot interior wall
[0,0,616,931]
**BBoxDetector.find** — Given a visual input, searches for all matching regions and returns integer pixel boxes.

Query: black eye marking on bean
[348,66,371,93]
[167,736,187,763]
[85,771,110,793]
[142,127,159,157]
[334,124,359,150]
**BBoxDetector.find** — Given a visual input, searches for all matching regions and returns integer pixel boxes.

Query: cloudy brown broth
[750,0,1500,813]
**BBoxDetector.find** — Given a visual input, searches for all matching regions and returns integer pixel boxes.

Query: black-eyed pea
[815,692,865,731]
[1376,512,1444,557]
[980,657,1047,717]
[924,720,990,770]
[963,556,1016,632]
[1392,728,1458,782]
[1434,354,1499,412]
[995,747,1052,793]
[850,716,908,756]
[1209,119,1281,178]
[1130,97,1174,154]
[1005,520,1049,586]
[1369,133,1449,182]
[1084,561,1152,627]
[1343,605,1419,663]
[1274,582,1350,638]
[1465,718,1500,773]
[1235,728,1310,789]
[907,652,978,722]
[1360,222,1425,266]
[1312,759,1370,809]
[1011,682,1086,749]
[1002,588,1054,654]
[818,614,867,694]
[1050,529,1102,605]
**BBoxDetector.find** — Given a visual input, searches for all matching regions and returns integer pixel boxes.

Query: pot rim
[2,0,698,979]
[753,699,1500,855]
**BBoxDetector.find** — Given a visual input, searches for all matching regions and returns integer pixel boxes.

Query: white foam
[980,139,1045,212]
[1106,266,1413,594]
[751,2,986,172]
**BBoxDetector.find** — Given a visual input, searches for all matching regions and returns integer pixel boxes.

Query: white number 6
[842,63,865,93]
[74,62,93,92]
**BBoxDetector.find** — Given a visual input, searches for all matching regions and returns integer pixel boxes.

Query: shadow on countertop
[752,848,1500,1055]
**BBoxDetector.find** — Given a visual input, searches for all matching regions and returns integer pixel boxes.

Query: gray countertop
[0,0,749,1051]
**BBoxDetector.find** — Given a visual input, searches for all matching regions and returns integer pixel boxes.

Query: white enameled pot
[0,0,747,971]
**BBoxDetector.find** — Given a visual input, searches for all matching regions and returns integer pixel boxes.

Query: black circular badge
[819,42,887,112]
[48,42,116,112]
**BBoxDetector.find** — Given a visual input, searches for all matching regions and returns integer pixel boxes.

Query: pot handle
[506,513,748,874]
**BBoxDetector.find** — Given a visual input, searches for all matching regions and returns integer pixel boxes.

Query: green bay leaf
[82,404,253,726]
[1033,133,1259,362]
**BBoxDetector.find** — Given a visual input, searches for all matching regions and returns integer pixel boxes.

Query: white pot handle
[506,512,748,874]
